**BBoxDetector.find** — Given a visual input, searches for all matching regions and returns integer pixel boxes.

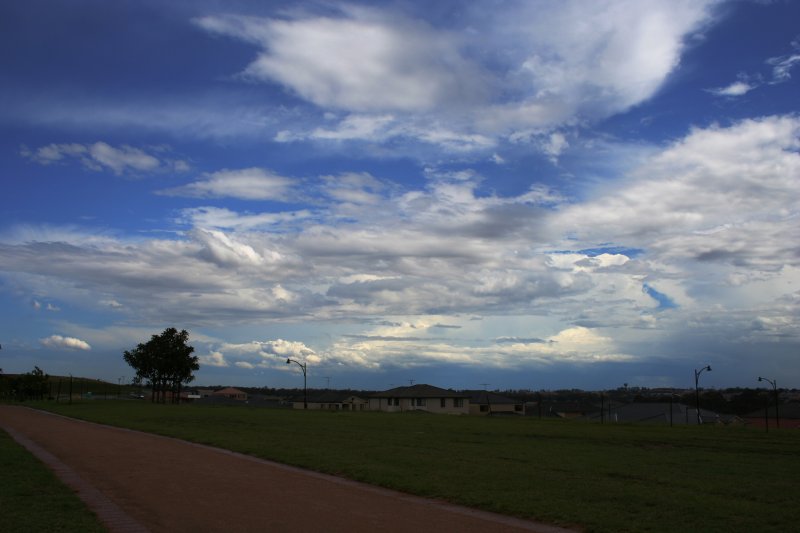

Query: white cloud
[192,228,265,267]
[555,115,800,249]
[768,52,800,83]
[199,351,229,367]
[179,206,312,231]
[709,39,800,98]
[708,81,755,97]
[541,132,569,163]
[40,335,91,351]
[159,167,293,200]
[326,320,632,370]
[87,142,160,174]
[195,8,485,113]
[3,115,798,376]
[259,339,318,361]
[192,1,716,152]
[21,142,187,175]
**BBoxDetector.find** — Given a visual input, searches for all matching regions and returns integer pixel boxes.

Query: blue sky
[1,0,799,391]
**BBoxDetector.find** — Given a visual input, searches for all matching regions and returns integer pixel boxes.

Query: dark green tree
[11,366,50,401]
[123,328,199,403]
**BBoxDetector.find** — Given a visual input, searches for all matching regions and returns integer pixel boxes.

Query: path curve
[0,406,576,533]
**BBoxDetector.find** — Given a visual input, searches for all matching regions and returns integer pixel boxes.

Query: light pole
[694,365,711,425]
[758,376,779,430]
[669,393,681,427]
[286,358,307,409]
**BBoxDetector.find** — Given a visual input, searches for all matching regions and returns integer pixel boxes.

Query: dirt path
[0,406,575,533]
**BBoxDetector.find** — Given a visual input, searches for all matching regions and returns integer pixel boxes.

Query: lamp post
[286,358,307,409]
[694,365,711,425]
[669,393,681,427]
[758,376,779,430]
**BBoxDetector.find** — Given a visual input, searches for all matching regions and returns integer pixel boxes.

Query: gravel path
[0,405,576,533]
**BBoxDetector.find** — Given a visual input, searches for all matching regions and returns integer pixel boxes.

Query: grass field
[30,401,800,532]
[0,428,107,533]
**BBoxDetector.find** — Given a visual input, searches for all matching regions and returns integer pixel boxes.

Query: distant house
[369,384,469,414]
[213,387,248,401]
[465,391,524,415]
[293,391,369,411]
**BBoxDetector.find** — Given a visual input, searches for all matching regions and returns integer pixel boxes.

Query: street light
[668,393,681,427]
[694,365,711,425]
[286,358,307,409]
[758,376,779,430]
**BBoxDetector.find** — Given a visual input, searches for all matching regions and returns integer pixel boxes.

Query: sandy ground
[0,405,576,533]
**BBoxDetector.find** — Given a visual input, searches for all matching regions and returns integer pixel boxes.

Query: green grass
[33,401,800,532]
[0,428,107,532]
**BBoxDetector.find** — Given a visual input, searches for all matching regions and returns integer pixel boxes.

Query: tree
[9,366,50,401]
[123,328,199,404]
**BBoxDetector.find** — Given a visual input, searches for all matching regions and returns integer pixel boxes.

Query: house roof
[306,391,367,403]
[464,390,520,405]
[372,384,468,398]
[214,387,247,395]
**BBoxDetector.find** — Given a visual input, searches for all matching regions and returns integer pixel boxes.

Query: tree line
[0,366,50,401]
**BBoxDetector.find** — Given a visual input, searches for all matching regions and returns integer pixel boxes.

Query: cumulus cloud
[40,335,91,351]
[326,321,632,370]
[2,115,798,374]
[199,351,229,367]
[555,115,800,249]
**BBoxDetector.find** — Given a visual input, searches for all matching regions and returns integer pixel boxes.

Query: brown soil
[0,405,575,533]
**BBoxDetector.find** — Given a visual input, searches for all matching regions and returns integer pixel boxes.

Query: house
[212,387,248,401]
[292,391,369,411]
[465,390,524,415]
[369,384,469,414]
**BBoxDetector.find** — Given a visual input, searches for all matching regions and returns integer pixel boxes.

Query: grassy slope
[36,401,800,533]
[0,429,107,533]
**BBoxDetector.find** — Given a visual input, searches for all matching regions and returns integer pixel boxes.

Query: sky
[1,0,798,391]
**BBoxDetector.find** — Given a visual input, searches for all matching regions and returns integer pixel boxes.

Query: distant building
[212,387,248,401]
[465,390,524,415]
[370,384,469,414]
[292,391,369,411]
